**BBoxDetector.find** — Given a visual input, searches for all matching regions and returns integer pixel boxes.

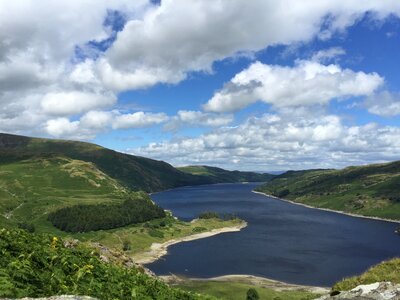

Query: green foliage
[199,211,220,219]
[246,288,259,300]
[17,222,35,233]
[0,228,214,299]
[48,193,166,233]
[256,161,400,220]
[122,240,131,251]
[333,258,400,291]
[175,279,320,300]
[192,227,207,233]
[178,165,275,184]
[148,229,164,238]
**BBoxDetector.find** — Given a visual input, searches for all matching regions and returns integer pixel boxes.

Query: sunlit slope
[0,156,130,230]
[256,162,400,220]
[0,133,209,192]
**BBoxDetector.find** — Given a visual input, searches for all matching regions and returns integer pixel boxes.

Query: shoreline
[133,221,247,264]
[160,273,330,294]
[253,191,400,224]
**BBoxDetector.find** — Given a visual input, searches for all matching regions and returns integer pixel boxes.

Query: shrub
[0,229,210,299]
[148,229,164,238]
[192,227,207,233]
[199,211,220,219]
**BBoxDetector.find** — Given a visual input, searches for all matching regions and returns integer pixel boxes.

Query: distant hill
[256,162,400,220]
[178,165,275,183]
[0,133,211,192]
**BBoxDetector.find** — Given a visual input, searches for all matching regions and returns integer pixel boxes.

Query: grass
[0,157,244,259]
[256,161,400,220]
[74,216,244,256]
[0,156,128,231]
[333,258,400,291]
[174,280,320,300]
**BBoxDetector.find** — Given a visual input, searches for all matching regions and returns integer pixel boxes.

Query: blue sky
[1,1,400,171]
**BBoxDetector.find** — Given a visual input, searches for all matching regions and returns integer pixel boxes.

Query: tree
[246,288,259,300]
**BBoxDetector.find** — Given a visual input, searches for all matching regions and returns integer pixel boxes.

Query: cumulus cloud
[164,110,234,131]
[45,118,80,138]
[203,60,383,112]
[365,91,400,117]
[102,0,400,90]
[112,111,169,129]
[0,0,400,143]
[131,113,400,170]
[41,91,116,116]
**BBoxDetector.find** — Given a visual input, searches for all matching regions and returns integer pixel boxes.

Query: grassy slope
[0,156,128,231]
[333,258,400,291]
[0,157,241,255]
[0,228,214,299]
[178,165,275,183]
[174,280,319,300]
[0,133,210,192]
[256,162,400,220]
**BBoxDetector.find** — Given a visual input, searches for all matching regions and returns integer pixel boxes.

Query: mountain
[178,165,275,183]
[255,161,400,220]
[0,133,211,192]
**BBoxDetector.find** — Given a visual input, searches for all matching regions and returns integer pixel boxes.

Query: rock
[317,282,400,300]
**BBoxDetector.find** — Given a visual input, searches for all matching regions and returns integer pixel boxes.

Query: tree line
[48,193,166,233]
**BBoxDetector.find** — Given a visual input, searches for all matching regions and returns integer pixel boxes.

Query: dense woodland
[48,192,166,232]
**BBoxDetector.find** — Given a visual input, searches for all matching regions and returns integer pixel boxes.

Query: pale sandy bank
[160,273,330,294]
[134,221,247,264]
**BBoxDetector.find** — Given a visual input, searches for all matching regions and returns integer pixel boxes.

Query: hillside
[0,156,166,232]
[0,228,214,299]
[178,165,274,183]
[0,133,210,192]
[255,161,400,220]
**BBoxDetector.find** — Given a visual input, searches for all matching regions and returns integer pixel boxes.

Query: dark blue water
[147,183,400,286]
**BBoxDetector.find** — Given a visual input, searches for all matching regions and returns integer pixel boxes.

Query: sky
[1,1,400,172]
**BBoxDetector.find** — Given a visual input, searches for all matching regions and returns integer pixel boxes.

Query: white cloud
[80,110,114,129]
[203,60,383,112]
[102,0,400,90]
[41,91,116,116]
[0,0,399,143]
[164,110,234,131]
[311,47,346,63]
[45,118,80,138]
[131,113,400,171]
[112,111,169,129]
[365,91,400,117]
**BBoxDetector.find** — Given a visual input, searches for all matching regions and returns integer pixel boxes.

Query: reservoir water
[147,183,400,286]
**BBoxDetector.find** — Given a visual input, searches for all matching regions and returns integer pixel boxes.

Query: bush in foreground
[0,228,213,299]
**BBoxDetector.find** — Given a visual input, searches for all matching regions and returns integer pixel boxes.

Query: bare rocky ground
[317,282,400,300]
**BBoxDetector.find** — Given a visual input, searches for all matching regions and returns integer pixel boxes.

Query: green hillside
[178,165,274,183]
[0,133,210,193]
[0,228,214,299]
[256,161,400,220]
[0,156,165,232]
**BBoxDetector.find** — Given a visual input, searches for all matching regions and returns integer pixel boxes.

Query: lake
[147,183,400,286]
